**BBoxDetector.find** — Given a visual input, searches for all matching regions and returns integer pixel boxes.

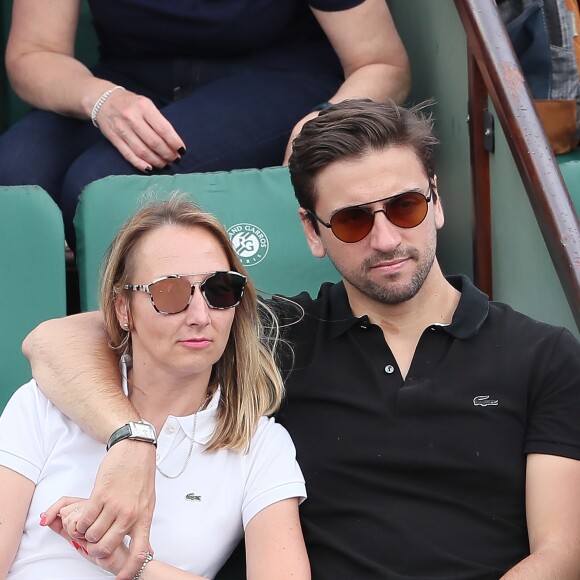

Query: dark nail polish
[178,146,186,155]
[173,157,181,165]
[144,167,153,174]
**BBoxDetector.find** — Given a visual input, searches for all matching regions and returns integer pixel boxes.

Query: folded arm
[23,311,157,580]
[501,453,580,579]
[23,311,135,440]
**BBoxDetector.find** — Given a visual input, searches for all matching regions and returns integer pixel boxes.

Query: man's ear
[298,208,327,258]
[431,175,444,230]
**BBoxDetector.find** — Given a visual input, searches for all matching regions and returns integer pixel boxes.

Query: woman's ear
[115,293,131,330]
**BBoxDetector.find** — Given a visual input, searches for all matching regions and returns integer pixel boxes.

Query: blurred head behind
[100,196,284,452]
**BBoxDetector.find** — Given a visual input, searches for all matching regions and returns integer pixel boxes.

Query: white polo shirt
[0,380,306,579]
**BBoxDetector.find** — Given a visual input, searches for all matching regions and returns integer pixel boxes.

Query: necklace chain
[155,394,209,480]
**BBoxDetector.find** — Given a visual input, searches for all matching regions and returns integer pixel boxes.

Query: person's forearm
[501,549,580,579]
[6,52,116,120]
[311,0,411,107]
[330,62,411,106]
[22,312,139,443]
[139,560,208,579]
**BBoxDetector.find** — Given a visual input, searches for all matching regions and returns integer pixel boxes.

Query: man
[24,100,580,579]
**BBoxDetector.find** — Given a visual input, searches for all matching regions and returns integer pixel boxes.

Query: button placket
[156,419,178,463]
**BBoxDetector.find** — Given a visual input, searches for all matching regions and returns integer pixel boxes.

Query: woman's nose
[184,286,211,326]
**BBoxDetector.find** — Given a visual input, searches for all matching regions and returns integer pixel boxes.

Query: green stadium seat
[74,166,340,312]
[0,186,67,410]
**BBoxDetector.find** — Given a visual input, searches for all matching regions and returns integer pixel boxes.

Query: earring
[123,322,129,330]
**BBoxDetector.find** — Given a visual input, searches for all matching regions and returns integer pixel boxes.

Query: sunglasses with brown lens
[308,187,433,243]
[124,271,247,314]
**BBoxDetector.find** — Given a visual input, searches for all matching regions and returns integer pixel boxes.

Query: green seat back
[75,167,339,311]
[0,186,67,409]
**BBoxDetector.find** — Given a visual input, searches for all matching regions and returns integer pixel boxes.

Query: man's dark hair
[288,99,439,212]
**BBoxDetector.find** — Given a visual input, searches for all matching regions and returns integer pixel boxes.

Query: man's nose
[368,210,403,252]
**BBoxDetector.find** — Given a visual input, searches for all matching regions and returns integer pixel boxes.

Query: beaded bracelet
[91,85,125,127]
[132,551,153,580]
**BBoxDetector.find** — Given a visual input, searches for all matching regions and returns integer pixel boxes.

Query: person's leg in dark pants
[61,65,342,248]
[0,109,102,205]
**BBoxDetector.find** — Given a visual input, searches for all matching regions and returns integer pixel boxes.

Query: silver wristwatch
[106,420,158,451]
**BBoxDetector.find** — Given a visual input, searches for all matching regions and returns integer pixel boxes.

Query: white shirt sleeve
[241,416,306,528]
[0,379,49,483]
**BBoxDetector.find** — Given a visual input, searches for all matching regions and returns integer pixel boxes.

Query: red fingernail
[39,514,47,526]
[72,540,81,551]
[82,546,89,555]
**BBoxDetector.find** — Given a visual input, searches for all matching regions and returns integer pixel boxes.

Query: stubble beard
[337,244,437,305]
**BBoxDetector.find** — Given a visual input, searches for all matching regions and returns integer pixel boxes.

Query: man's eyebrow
[336,186,429,211]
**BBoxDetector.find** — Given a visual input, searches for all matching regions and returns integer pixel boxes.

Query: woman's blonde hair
[100,196,284,452]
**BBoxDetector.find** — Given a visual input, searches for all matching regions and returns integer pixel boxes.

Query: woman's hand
[41,440,157,580]
[44,497,131,576]
[92,88,186,173]
[7,0,185,174]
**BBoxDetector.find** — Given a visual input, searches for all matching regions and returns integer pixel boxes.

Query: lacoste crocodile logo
[185,493,201,502]
[473,395,499,407]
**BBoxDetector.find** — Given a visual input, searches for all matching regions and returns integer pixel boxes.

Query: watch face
[132,423,155,439]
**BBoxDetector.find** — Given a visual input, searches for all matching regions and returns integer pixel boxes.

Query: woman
[0,198,309,579]
[0,0,410,248]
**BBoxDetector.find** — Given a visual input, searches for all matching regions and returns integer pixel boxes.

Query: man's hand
[42,439,157,580]
[282,111,321,165]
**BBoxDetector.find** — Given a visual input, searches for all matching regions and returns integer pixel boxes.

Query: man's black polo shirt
[274,275,580,579]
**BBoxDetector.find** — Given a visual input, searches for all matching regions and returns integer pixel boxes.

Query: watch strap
[107,420,157,451]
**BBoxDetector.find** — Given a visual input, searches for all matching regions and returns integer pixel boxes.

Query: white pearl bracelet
[91,85,125,127]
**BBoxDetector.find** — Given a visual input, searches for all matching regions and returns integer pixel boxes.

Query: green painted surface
[557,150,580,214]
[390,0,473,280]
[488,116,577,337]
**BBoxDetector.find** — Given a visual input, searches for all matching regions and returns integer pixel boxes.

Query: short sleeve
[242,417,306,528]
[524,328,580,460]
[309,0,366,12]
[0,380,48,482]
